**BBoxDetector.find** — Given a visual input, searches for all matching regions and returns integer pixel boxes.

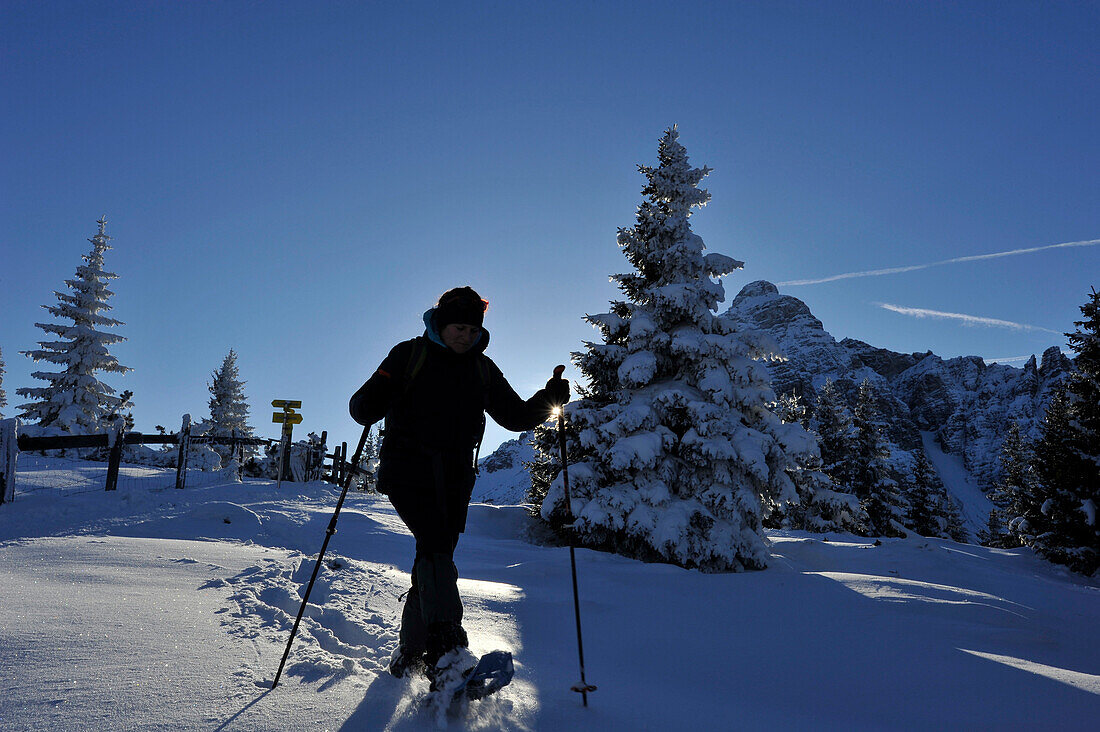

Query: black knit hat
[434,286,488,329]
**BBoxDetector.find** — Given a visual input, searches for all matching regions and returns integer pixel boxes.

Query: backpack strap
[473,355,491,474]
[402,339,429,395]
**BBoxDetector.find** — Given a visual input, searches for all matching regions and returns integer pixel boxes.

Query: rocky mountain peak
[1040,345,1072,379]
[724,282,1073,489]
[731,280,825,332]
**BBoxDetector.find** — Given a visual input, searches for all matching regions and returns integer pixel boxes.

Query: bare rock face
[725,281,1072,489]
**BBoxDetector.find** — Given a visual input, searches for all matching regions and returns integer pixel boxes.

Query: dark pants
[398,537,461,651]
[386,452,475,652]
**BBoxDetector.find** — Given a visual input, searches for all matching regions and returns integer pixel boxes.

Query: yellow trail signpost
[271,400,302,488]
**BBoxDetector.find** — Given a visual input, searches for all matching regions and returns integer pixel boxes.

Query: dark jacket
[349,316,555,529]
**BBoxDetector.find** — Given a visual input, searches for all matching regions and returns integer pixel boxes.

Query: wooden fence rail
[1,416,341,504]
[5,421,277,498]
[16,432,180,451]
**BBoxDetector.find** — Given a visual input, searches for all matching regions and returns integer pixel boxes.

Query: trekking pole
[272,425,370,689]
[553,365,597,707]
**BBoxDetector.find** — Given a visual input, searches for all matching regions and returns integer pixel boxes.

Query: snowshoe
[452,650,514,701]
[426,646,478,693]
[388,645,424,679]
[425,648,514,720]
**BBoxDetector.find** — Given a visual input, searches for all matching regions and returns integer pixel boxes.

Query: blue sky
[2,1,1097,453]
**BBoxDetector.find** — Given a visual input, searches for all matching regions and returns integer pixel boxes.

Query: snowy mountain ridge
[725,280,1071,490]
[476,280,1072,510]
[474,432,536,505]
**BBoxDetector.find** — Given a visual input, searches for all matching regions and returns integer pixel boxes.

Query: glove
[546,366,570,406]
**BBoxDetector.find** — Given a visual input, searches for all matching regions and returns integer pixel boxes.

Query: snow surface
[1,460,1098,731]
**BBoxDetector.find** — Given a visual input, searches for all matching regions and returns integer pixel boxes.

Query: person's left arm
[483,359,569,432]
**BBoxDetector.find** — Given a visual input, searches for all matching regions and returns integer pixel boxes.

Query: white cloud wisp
[877,303,1062,334]
[778,238,1100,287]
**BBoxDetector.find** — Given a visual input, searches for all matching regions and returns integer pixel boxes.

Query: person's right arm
[349,341,411,426]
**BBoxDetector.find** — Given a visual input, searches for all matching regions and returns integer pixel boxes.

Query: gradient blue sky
[2,1,1098,453]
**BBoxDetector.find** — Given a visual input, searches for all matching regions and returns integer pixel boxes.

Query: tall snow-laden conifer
[906,449,967,542]
[1058,287,1100,572]
[774,391,866,533]
[207,349,256,461]
[811,379,858,491]
[852,379,907,537]
[984,421,1039,548]
[1031,386,1096,571]
[1028,289,1099,575]
[536,127,815,571]
[17,218,131,434]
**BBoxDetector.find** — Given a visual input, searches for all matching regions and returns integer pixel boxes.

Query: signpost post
[272,400,302,489]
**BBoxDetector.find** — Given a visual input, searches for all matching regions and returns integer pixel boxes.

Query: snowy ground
[1,459,1098,731]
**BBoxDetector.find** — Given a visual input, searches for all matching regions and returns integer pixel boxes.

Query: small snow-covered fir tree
[207,349,256,462]
[356,425,385,491]
[811,379,859,491]
[773,391,807,427]
[535,126,819,571]
[774,391,866,533]
[983,421,1039,548]
[906,449,967,541]
[852,379,907,537]
[16,218,131,434]
[526,418,582,518]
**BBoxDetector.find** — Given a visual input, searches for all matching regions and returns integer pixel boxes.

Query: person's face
[441,323,481,354]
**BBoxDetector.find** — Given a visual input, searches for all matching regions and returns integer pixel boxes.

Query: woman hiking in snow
[349,285,568,688]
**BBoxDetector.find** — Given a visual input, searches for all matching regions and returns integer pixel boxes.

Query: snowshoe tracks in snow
[210,555,404,685]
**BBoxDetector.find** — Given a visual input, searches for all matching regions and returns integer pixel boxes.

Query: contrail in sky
[877,303,1063,334]
[777,238,1100,287]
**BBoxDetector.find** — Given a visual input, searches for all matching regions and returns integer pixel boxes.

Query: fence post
[317,431,328,482]
[237,431,246,481]
[175,414,192,490]
[0,419,19,505]
[276,430,289,491]
[104,422,125,491]
[339,441,348,486]
[230,429,243,481]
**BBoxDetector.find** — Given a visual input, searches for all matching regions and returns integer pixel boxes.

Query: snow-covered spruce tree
[1056,286,1100,571]
[811,379,859,492]
[535,126,820,571]
[772,391,866,533]
[906,449,967,542]
[526,418,582,518]
[207,349,256,463]
[852,379,907,537]
[352,425,384,491]
[983,421,1039,548]
[16,218,131,434]
[1033,384,1098,574]
[773,391,807,427]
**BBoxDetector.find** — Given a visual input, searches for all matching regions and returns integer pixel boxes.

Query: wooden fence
[0,417,355,505]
